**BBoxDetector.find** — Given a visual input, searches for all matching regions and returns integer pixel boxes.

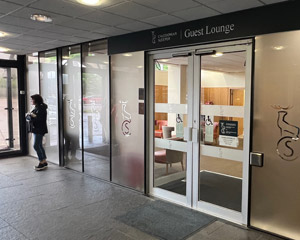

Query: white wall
[202,70,245,88]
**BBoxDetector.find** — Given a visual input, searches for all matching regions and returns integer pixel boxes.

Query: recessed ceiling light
[0,47,10,52]
[77,0,102,6]
[212,52,223,57]
[137,65,143,69]
[0,31,8,37]
[123,53,133,57]
[30,14,52,23]
[273,46,285,51]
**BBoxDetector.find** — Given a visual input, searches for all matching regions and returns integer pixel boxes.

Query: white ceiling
[0,0,287,55]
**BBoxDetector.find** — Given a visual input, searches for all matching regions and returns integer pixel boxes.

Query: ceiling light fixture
[77,0,102,6]
[0,31,8,37]
[30,14,52,23]
[160,59,169,62]
[273,46,285,51]
[123,53,133,57]
[212,52,223,57]
[0,47,10,52]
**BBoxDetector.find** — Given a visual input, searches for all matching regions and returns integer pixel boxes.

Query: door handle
[250,152,264,167]
[184,127,192,141]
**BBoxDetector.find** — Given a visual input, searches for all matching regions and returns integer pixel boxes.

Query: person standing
[26,94,48,171]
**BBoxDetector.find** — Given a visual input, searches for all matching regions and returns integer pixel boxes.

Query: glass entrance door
[149,41,252,223]
[149,52,193,205]
[0,67,20,152]
[194,44,252,224]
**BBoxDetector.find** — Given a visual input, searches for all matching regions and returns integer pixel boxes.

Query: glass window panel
[0,53,17,60]
[111,51,144,191]
[0,68,20,151]
[0,68,8,150]
[82,40,110,180]
[11,68,19,150]
[199,51,246,212]
[154,57,188,196]
[26,54,39,156]
[40,50,59,164]
[62,45,82,171]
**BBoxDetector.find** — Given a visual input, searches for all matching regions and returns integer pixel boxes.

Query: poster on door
[205,115,214,143]
[219,120,239,148]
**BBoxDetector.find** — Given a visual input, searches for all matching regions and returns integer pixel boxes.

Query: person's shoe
[34,163,47,171]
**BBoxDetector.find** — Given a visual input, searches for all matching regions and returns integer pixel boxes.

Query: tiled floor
[0,156,282,240]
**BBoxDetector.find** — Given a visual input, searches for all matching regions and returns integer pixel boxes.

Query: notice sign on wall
[219,120,239,148]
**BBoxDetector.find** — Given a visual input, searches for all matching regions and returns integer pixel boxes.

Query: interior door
[148,52,194,206]
[250,31,300,239]
[193,44,252,224]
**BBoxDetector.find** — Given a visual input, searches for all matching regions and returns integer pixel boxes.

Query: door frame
[146,39,253,224]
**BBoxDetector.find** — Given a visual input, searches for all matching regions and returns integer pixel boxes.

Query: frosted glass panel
[82,40,110,180]
[26,55,39,156]
[40,51,59,164]
[111,51,144,191]
[250,31,300,240]
[62,45,82,171]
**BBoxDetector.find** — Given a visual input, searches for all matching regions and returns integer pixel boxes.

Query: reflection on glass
[40,51,59,164]
[154,57,188,196]
[111,51,144,191]
[82,40,110,180]
[26,55,39,156]
[62,45,82,171]
[199,51,246,212]
[0,68,20,151]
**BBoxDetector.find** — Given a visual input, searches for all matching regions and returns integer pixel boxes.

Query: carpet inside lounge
[159,171,242,212]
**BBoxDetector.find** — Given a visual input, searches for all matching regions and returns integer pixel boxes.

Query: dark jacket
[31,103,48,135]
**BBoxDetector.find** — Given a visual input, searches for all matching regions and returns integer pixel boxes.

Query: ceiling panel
[142,14,184,27]
[0,22,33,34]
[79,10,134,26]
[117,21,155,31]
[0,1,22,14]
[28,0,93,17]
[172,5,219,21]
[133,0,200,13]
[104,2,162,20]
[58,18,107,31]
[198,0,264,13]
[260,0,287,3]
[93,26,130,36]
[4,0,37,6]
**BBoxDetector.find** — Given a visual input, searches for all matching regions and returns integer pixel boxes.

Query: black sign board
[219,120,238,137]
[108,1,300,55]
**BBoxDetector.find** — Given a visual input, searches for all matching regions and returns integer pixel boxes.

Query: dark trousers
[33,134,47,161]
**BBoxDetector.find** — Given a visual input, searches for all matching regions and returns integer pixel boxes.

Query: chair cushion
[154,150,167,163]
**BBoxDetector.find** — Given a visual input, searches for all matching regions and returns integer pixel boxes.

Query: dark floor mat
[84,144,110,157]
[116,200,216,240]
[159,171,242,212]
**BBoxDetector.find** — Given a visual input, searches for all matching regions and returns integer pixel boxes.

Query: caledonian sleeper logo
[272,105,300,161]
